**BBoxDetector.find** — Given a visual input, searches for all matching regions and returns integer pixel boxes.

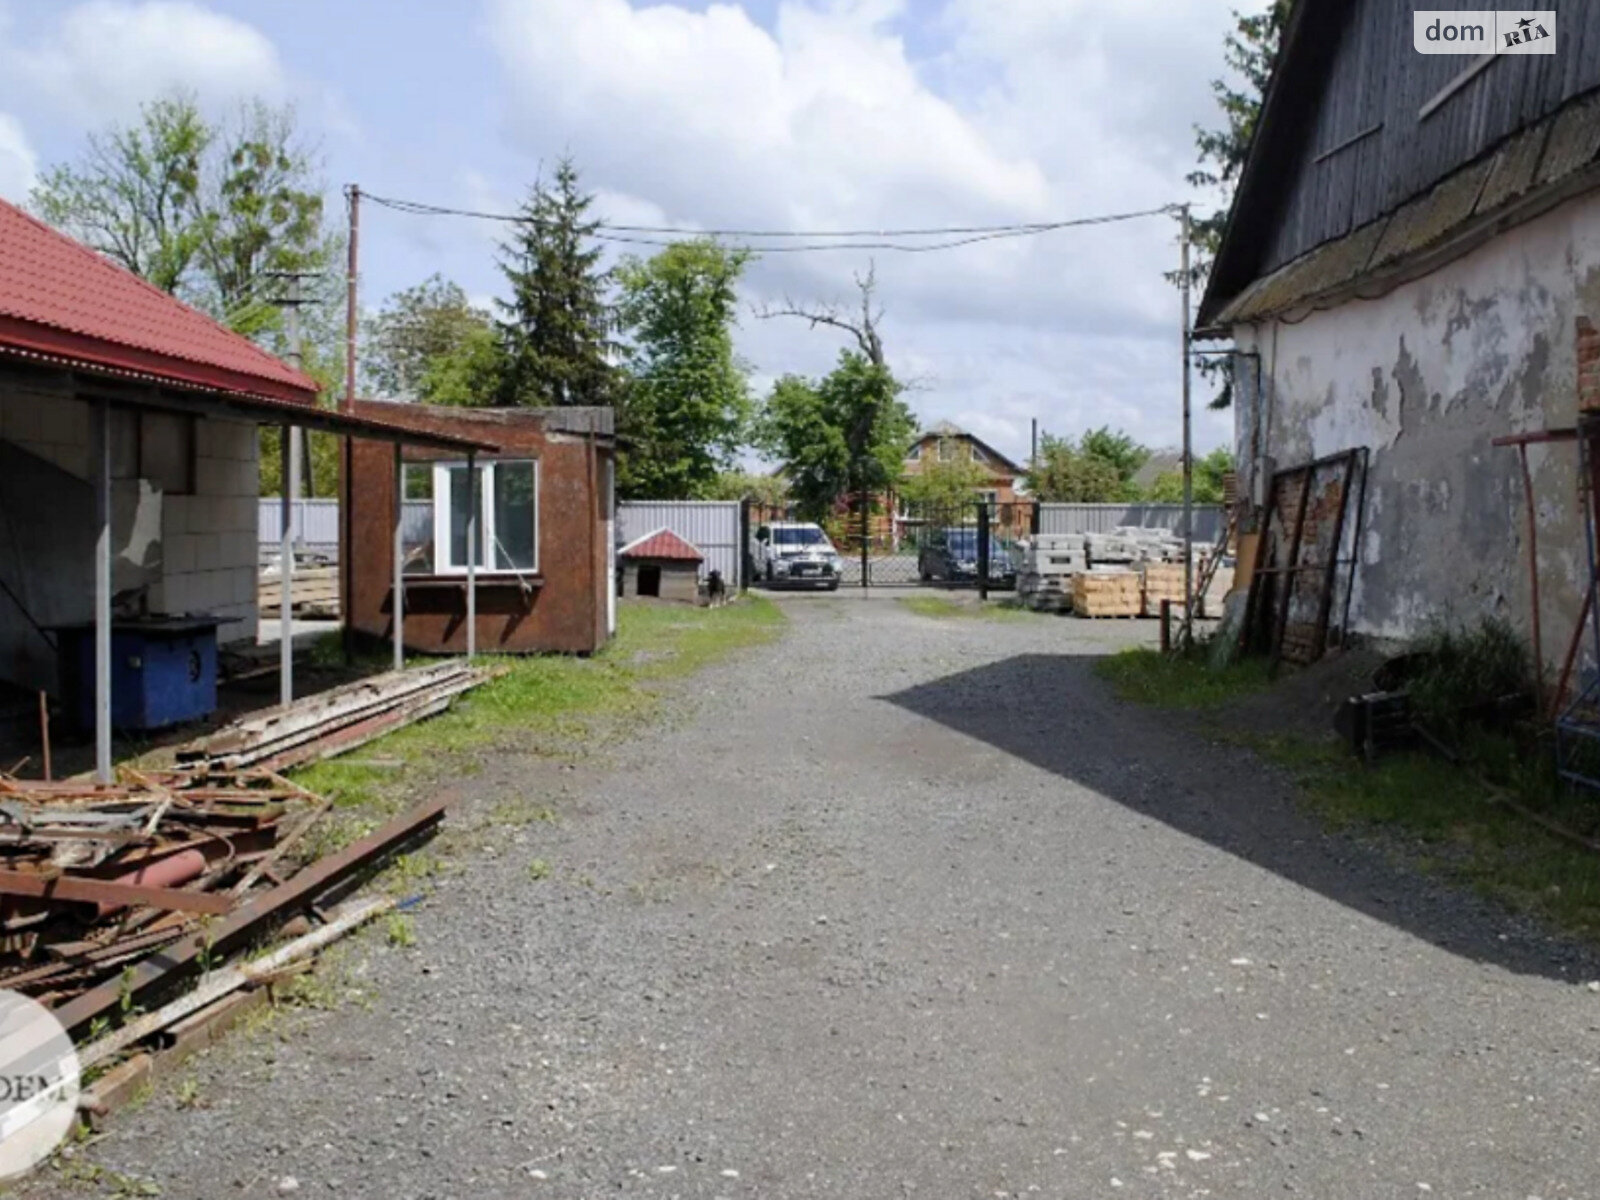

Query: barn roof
[619,528,703,562]
[0,198,319,404]
[1199,0,1600,331]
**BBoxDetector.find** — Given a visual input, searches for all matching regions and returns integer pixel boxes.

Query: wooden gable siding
[1253,0,1600,282]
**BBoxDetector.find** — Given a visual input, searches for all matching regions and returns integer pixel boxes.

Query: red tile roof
[619,528,703,562]
[0,198,318,404]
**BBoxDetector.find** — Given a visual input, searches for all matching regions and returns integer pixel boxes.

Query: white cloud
[3,1,287,126]
[0,113,37,201]
[486,0,1241,460]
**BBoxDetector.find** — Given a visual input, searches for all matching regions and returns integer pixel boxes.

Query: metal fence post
[858,488,869,590]
[977,501,991,602]
[1030,501,1041,536]
[739,497,751,592]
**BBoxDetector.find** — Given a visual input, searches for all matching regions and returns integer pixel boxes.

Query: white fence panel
[617,501,742,587]
[1037,503,1226,543]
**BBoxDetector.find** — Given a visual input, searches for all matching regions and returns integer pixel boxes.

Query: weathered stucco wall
[1233,188,1600,660]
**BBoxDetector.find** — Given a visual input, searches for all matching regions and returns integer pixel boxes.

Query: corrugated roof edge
[0,203,319,402]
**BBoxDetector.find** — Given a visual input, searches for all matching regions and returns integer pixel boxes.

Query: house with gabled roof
[1197,1,1600,663]
[903,420,1026,506]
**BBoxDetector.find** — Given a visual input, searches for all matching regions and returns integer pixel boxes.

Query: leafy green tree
[1025,434,1124,503]
[1078,426,1150,495]
[496,157,616,407]
[898,440,991,509]
[1182,1,1292,408]
[614,239,752,497]
[195,100,331,336]
[32,95,209,294]
[32,92,332,337]
[706,471,789,506]
[1145,447,1232,504]
[755,353,916,520]
[365,274,498,402]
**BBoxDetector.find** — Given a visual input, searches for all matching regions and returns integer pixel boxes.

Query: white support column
[92,399,112,784]
[392,443,405,672]
[465,450,477,659]
[279,424,294,708]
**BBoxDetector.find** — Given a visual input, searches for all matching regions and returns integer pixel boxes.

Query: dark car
[917,527,1015,588]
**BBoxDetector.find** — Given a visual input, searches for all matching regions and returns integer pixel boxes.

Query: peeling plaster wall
[1233,189,1600,661]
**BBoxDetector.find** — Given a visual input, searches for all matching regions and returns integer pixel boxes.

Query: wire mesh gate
[743,498,1038,590]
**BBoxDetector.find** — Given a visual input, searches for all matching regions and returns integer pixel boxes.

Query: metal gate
[1242,449,1368,666]
[744,498,1037,591]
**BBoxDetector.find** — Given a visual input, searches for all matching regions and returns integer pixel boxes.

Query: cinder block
[164,533,197,574]
[164,497,190,536]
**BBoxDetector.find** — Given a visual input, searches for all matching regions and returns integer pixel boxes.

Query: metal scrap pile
[0,661,492,1030]
[0,766,329,1006]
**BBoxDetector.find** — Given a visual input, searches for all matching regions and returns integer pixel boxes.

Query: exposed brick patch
[1578,316,1600,412]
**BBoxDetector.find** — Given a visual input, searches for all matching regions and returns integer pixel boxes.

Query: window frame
[430,457,541,577]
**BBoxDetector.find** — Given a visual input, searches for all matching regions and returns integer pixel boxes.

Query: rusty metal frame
[51,792,449,1039]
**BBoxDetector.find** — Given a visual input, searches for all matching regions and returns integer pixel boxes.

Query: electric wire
[360,191,1177,253]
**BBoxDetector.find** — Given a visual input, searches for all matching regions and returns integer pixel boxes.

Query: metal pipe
[280,424,294,709]
[93,399,112,784]
[1515,444,1545,714]
[393,443,405,672]
[466,450,478,658]
[1555,579,1595,715]
[37,692,50,782]
[1179,204,1194,648]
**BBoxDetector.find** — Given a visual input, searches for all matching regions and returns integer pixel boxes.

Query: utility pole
[266,270,320,545]
[1179,204,1195,650]
[1031,418,1039,472]
[344,185,360,414]
[342,184,361,665]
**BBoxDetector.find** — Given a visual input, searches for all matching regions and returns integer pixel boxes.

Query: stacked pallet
[1017,535,1084,612]
[1072,568,1141,617]
[259,566,340,618]
[1140,562,1188,616]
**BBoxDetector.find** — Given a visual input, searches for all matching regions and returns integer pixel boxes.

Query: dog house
[619,529,702,603]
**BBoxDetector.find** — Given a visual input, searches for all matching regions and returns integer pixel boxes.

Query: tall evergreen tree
[496,157,615,407]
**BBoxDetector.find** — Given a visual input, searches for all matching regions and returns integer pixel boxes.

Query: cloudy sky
[0,0,1260,463]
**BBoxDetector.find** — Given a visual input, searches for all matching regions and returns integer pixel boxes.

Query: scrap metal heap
[0,661,492,1033]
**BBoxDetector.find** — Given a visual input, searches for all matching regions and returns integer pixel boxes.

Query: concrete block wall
[0,385,261,648]
[153,418,259,643]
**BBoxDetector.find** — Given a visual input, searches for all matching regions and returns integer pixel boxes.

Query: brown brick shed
[345,403,616,656]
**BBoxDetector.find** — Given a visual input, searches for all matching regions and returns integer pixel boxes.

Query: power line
[361,191,1176,252]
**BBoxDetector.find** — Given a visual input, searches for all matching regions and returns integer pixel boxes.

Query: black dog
[706,569,727,607]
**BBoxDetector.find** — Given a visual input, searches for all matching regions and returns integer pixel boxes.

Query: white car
[752,521,844,590]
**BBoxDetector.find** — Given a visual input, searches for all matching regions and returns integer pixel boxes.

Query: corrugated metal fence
[259,499,428,562]
[617,501,742,587]
[1037,503,1226,543]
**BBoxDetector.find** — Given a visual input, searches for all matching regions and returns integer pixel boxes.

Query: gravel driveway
[35,593,1600,1198]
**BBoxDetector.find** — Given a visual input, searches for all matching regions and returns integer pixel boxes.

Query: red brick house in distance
[902,421,1026,506]
[345,404,617,657]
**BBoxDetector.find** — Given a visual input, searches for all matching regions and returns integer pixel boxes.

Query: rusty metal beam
[51,792,450,1040]
[0,869,234,916]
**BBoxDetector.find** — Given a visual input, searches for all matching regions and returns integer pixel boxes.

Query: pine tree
[495,157,615,406]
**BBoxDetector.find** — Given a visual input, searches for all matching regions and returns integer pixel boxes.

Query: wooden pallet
[259,566,340,617]
[1073,570,1142,618]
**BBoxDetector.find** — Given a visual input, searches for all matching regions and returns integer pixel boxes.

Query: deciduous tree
[614,239,752,498]
[365,274,498,403]
[755,353,916,521]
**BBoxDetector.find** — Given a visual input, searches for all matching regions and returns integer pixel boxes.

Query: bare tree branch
[754,265,885,366]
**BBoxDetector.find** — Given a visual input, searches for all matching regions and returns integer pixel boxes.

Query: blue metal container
[53,617,222,732]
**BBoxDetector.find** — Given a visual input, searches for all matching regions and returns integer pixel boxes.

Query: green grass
[1094,645,1274,709]
[898,595,1041,622]
[292,597,785,816]
[1250,733,1600,941]
[1095,643,1600,942]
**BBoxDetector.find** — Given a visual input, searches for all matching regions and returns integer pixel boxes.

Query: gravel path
[34,593,1600,1199]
